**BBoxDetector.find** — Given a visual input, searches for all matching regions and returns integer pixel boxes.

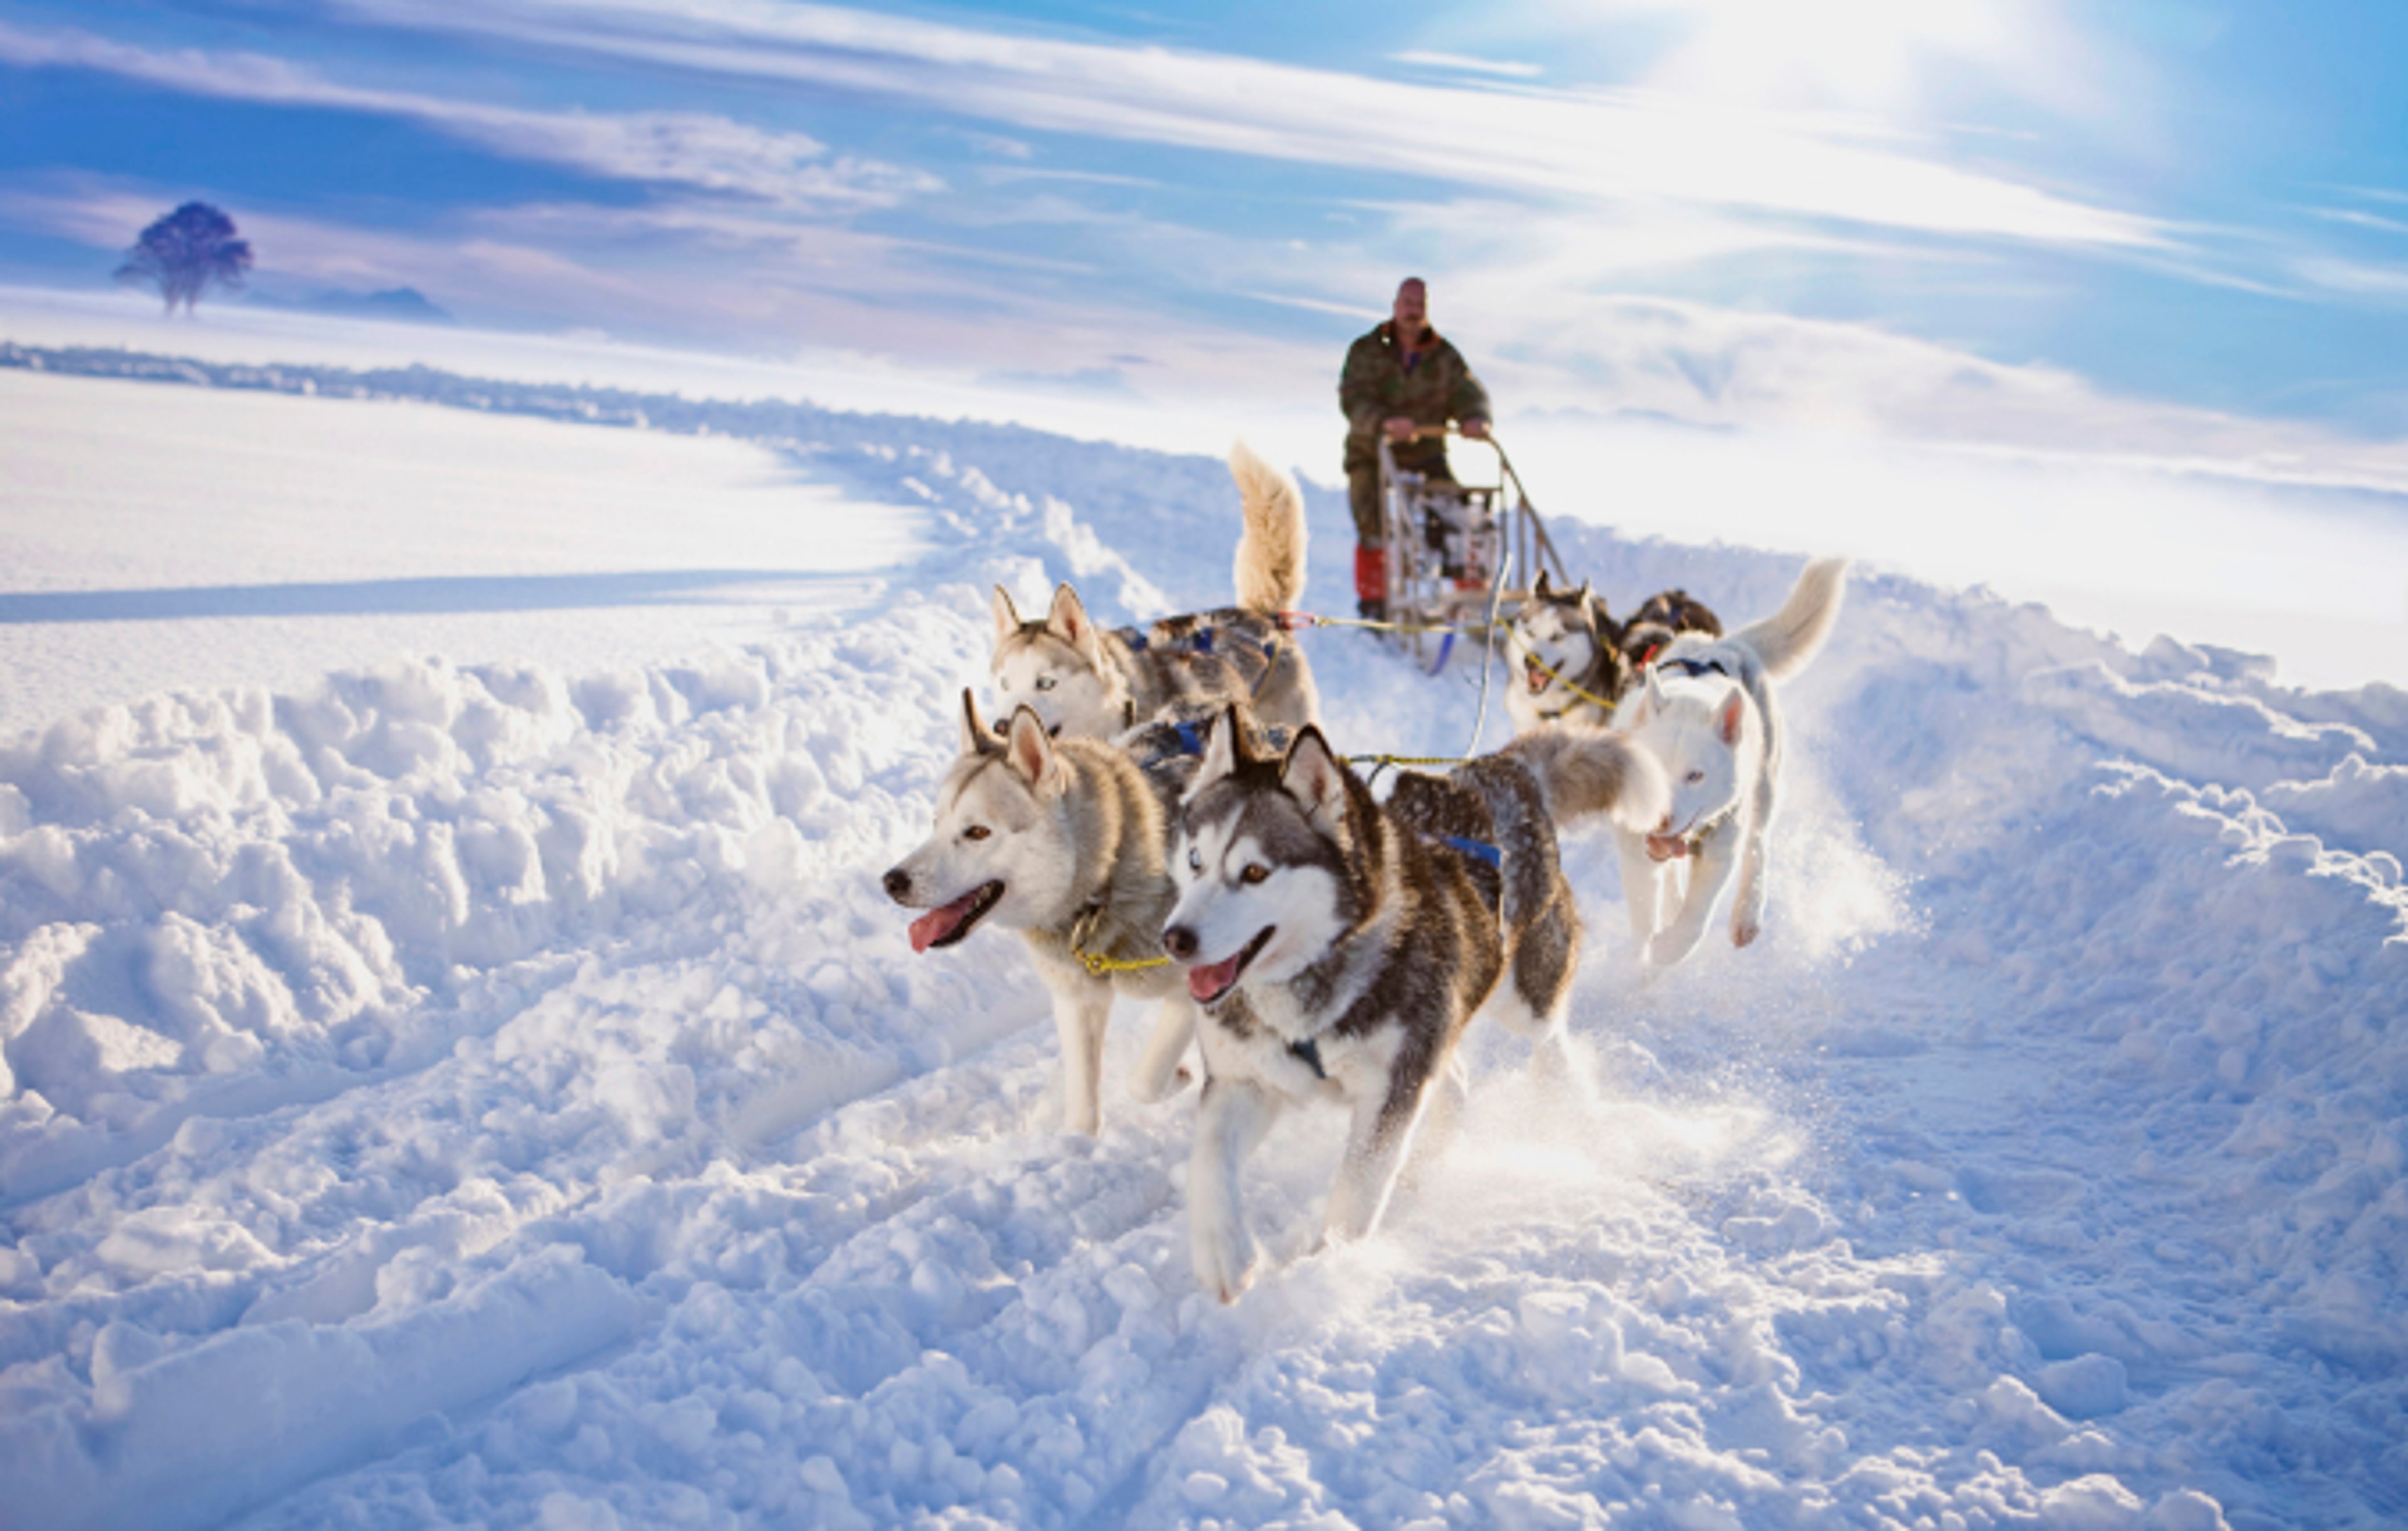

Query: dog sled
[1376,426,1569,660]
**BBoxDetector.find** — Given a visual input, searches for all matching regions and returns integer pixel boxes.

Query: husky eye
[1034,676,1057,692]
[1240,863,1269,886]
[1187,847,1203,873]
[1685,770,1705,784]
[964,824,992,841]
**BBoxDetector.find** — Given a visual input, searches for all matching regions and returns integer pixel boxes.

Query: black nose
[1162,925,1197,961]
[882,868,911,902]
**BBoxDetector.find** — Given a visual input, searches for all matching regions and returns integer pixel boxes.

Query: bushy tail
[1511,728,1669,836]
[1734,557,1847,681]
[1229,441,1307,614]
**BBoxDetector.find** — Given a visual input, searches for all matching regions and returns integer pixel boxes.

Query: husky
[1502,572,1627,734]
[1159,712,1668,1302]
[883,692,1275,1135]
[991,442,1318,740]
[1613,558,1847,968]
[1618,587,1723,672]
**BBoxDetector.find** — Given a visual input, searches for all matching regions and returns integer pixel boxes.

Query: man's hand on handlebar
[1383,416,1418,441]
[1460,417,1490,440]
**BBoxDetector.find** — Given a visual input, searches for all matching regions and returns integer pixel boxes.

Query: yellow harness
[1069,903,1170,977]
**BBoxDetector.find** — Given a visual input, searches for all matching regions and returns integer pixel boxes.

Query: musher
[1338,276,1492,623]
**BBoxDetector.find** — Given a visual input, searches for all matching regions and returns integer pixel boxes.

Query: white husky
[1615,558,1847,967]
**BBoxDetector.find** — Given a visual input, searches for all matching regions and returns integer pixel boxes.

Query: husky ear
[1279,727,1351,834]
[1045,584,1102,661]
[959,688,1001,755]
[991,585,1024,644]
[1003,705,1064,793]
[1533,570,1553,601]
[1190,705,1248,797]
[1632,666,1666,723]
[1718,688,1746,746]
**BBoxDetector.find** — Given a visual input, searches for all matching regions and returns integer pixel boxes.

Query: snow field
[0,376,2403,1526]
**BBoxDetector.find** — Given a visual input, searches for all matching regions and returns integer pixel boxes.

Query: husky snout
[882,866,913,902]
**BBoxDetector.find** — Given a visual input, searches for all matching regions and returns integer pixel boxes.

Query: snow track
[3,365,2405,1528]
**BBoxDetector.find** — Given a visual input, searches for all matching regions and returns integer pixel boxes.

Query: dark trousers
[1346,453,1454,546]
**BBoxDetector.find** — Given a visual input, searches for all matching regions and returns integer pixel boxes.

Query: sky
[3,1,2408,675]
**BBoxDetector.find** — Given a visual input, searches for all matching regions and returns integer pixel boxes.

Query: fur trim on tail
[1229,440,1308,614]
[1511,729,1669,835]
[1735,557,1847,681]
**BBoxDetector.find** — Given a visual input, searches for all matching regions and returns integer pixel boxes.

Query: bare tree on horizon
[115,202,254,316]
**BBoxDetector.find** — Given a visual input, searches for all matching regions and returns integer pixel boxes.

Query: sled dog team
[887,443,1847,1303]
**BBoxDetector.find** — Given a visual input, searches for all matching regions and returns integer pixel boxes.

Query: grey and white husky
[991,442,1318,740]
[883,692,1282,1135]
[1159,713,1668,1302]
[1613,557,1847,967]
[1502,572,1630,734]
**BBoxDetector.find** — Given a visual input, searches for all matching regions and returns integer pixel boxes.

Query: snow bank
[3,371,2405,1528]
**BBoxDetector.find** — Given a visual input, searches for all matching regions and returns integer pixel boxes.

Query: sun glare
[1640,0,2016,114]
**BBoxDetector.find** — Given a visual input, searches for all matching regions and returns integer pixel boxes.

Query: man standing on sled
[1338,276,1492,623]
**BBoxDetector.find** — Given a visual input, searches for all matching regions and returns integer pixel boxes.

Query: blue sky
[4,1,2407,492]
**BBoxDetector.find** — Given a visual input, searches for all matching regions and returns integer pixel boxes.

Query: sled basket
[1376,428,1568,660]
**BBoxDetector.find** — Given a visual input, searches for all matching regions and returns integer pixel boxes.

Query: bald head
[1393,278,1427,336]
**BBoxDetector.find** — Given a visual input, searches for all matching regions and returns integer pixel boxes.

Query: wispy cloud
[0,18,935,210]
[325,0,2161,247]
[1387,51,1543,80]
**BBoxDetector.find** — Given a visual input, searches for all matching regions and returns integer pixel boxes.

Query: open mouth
[1645,829,1691,862]
[1186,925,1274,1005]
[1523,652,1551,695]
[909,881,1004,952]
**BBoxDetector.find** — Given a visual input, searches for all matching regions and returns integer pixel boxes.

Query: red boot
[1354,545,1388,623]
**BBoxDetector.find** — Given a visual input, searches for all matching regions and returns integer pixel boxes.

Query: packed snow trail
[0,372,2404,1528]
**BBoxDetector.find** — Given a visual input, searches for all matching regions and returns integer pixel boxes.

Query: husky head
[990,584,1127,739]
[1160,710,1373,1006]
[1506,572,1625,708]
[1620,666,1749,857]
[884,690,1082,949]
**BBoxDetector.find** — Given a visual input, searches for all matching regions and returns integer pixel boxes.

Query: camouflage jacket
[1338,322,1492,472]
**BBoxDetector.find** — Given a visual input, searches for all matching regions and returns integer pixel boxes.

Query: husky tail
[1229,440,1308,614]
[1509,728,1670,835]
[1735,557,1847,680]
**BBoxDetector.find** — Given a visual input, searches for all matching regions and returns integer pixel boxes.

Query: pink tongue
[1645,833,1688,862]
[1525,661,1548,693]
[1188,952,1245,1002]
[908,890,985,953]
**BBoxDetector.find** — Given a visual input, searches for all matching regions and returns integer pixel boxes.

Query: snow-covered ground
[1,341,2406,1530]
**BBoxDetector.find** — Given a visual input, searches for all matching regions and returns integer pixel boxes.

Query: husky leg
[1190,1073,1281,1303]
[1055,986,1114,1136]
[1616,829,1666,943]
[1127,994,1197,1104]
[1402,1053,1470,1189]
[1644,830,1738,969]
[1732,773,1778,947]
[1322,1068,1437,1245]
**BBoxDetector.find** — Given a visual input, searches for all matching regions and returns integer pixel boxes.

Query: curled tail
[1735,557,1847,681]
[1509,728,1669,836]
[1229,440,1307,614]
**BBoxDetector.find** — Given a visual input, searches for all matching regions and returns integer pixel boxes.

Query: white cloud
[0,18,934,210]
[325,0,2161,247]
[1387,51,1544,80]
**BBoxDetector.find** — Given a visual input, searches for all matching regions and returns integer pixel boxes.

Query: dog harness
[1067,902,1170,977]
[1654,655,1729,681]
[1520,648,1617,719]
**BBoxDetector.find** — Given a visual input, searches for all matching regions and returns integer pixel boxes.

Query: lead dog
[1614,558,1846,967]
[991,442,1318,739]
[1159,712,1668,1302]
[883,693,1280,1134]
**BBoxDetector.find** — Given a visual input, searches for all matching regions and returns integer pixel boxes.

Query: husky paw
[1731,913,1761,948]
[1127,1064,1195,1106]
[1193,1221,1260,1305]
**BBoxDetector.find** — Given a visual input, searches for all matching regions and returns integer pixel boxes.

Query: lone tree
[115,201,254,315]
